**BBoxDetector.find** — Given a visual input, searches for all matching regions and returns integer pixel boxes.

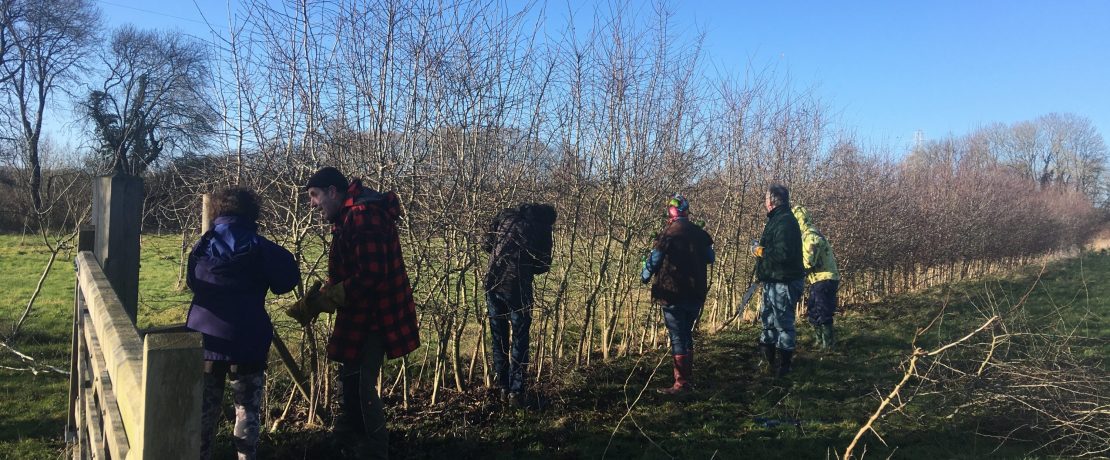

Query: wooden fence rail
[69,251,203,459]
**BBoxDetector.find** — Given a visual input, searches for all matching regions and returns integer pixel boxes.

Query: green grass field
[0,234,1106,459]
[0,234,193,459]
[380,250,1109,459]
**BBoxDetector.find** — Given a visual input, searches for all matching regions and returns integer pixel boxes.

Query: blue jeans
[661,303,702,356]
[759,279,804,351]
[487,289,533,393]
[806,279,839,326]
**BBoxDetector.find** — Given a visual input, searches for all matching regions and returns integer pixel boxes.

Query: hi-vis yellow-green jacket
[792,205,839,284]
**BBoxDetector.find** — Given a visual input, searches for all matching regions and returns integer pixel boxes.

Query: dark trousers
[200,361,265,460]
[487,288,533,394]
[338,333,388,460]
[661,303,702,356]
[806,279,840,326]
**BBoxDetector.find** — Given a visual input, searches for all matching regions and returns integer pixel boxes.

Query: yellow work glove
[307,283,346,314]
[749,240,764,258]
[285,281,323,326]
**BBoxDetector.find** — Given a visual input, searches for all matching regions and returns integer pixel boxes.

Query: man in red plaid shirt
[287,166,419,459]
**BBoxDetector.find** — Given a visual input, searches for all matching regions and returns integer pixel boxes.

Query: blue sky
[91,0,1110,153]
[680,0,1110,150]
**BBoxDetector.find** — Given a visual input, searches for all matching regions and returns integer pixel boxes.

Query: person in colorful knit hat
[641,193,715,394]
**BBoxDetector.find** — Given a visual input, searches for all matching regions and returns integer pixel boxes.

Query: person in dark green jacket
[750,184,805,377]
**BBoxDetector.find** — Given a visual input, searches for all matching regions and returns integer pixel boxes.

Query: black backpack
[520,203,556,274]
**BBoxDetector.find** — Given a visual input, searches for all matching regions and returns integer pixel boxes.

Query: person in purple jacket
[186,187,300,460]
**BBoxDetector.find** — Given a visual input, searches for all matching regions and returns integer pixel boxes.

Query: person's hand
[285,281,323,326]
[750,240,764,258]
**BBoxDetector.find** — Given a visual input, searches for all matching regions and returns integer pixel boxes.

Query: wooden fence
[68,250,203,459]
[66,175,205,459]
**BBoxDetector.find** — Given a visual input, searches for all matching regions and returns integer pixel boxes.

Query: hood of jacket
[345,179,403,222]
[792,205,813,234]
[193,216,266,288]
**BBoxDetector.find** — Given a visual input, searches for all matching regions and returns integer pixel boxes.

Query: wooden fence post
[92,174,143,323]
[133,331,203,459]
[201,193,212,234]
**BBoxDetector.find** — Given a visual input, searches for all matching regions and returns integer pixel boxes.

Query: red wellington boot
[658,353,693,395]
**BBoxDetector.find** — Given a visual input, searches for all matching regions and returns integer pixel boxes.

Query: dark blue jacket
[186,216,300,363]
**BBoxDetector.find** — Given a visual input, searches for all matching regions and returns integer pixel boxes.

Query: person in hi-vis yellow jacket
[792,205,840,350]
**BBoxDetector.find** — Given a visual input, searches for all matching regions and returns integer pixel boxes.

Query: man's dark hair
[767,184,790,209]
[305,166,349,193]
[211,187,261,222]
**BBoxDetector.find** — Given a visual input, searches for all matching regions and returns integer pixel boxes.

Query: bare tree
[0,0,98,340]
[986,113,1108,205]
[0,0,98,211]
[84,25,217,176]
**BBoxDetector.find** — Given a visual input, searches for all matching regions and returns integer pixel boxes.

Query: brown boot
[659,353,692,394]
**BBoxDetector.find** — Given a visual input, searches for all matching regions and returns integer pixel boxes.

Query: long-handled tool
[715,265,759,332]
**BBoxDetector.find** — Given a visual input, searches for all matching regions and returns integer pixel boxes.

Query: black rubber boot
[492,370,510,403]
[822,323,836,350]
[759,343,776,375]
[776,349,794,378]
[812,323,825,349]
[336,373,365,436]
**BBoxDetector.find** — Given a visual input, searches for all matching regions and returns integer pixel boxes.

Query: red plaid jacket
[326,180,420,363]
